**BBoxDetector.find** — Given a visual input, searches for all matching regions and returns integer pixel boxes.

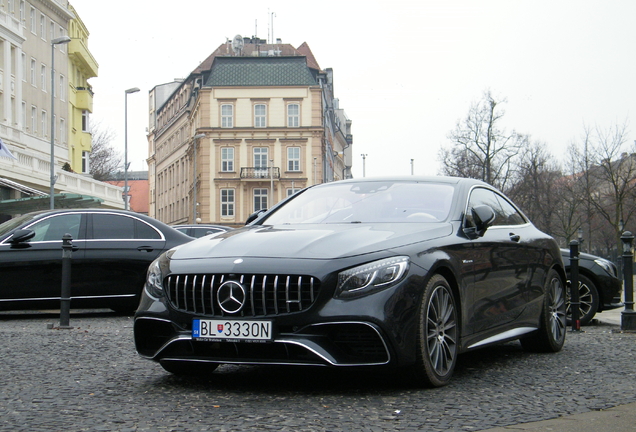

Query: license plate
[192,319,272,341]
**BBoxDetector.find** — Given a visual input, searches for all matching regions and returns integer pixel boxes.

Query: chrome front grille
[165,273,321,317]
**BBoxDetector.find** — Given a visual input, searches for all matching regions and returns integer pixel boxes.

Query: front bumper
[134,317,392,367]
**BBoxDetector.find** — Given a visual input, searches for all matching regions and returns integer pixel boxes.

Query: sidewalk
[480,306,636,432]
[480,401,636,431]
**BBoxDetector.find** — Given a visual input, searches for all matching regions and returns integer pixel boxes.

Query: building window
[221,104,233,128]
[41,110,47,136]
[82,151,89,173]
[29,7,35,33]
[59,75,65,101]
[221,189,235,217]
[30,105,36,132]
[82,110,89,132]
[21,101,26,129]
[221,147,234,172]
[30,58,35,86]
[21,53,26,81]
[287,103,300,127]
[39,14,45,40]
[20,1,25,23]
[254,147,268,177]
[287,147,300,171]
[254,188,268,212]
[40,64,46,91]
[59,118,65,143]
[254,103,267,128]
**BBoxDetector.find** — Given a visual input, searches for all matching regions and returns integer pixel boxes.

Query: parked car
[134,176,566,387]
[0,209,193,313]
[561,249,622,325]
[172,224,234,239]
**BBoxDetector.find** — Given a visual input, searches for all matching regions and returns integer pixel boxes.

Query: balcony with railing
[240,167,280,180]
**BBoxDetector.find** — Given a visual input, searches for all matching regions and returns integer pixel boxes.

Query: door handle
[509,233,521,242]
[137,246,154,252]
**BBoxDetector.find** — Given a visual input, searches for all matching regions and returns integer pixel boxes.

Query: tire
[411,274,458,387]
[521,269,566,353]
[566,274,599,325]
[159,360,219,376]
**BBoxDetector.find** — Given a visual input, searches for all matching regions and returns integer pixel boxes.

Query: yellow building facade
[66,3,97,173]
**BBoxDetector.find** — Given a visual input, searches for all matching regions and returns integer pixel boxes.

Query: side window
[29,214,83,242]
[466,188,525,227]
[92,214,135,239]
[92,214,161,239]
[135,220,161,239]
[466,188,504,227]
[495,195,526,225]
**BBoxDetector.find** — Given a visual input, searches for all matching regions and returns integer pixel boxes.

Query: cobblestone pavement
[0,310,634,432]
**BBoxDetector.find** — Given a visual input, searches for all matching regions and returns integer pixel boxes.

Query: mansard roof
[204,56,318,87]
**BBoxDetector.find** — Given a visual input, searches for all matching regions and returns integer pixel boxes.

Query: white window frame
[287,103,300,127]
[221,147,234,172]
[221,103,233,128]
[254,103,267,128]
[253,188,268,212]
[30,105,36,132]
[30,58,35,86]
[40,64,46,91]
[41,109,47,136]
[221,188,235,217]
[287,147,300,172]
[81,110,89,132]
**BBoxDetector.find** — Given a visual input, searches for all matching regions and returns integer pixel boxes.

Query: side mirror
[472,205,496,237]
[245,209,267,225]
[9,229,35,244]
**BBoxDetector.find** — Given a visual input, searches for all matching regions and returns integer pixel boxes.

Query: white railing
[1,146,124,209]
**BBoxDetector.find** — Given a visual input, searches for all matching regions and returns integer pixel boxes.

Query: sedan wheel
[521,269,566,352]
[566,274,600,325]
[413,274,458,387]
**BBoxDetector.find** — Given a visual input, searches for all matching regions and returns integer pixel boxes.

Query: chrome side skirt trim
[467,327,537,349]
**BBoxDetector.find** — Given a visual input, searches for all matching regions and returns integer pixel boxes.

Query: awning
[0,193,104,214]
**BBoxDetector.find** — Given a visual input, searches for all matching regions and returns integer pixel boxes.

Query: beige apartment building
[148,37,352,226]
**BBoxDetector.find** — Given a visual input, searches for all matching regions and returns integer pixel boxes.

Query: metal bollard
[620,231,636,331]
[569,240,581,332]
[58,233,74,329]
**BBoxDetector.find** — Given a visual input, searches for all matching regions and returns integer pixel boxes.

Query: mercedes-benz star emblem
[217,281,247,314]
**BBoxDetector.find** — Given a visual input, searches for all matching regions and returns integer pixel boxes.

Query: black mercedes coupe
[134,176,566,387]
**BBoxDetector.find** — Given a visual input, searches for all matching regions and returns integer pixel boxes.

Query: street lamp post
[49,36,71,210]
[124,87,140,211]
[192,133,205,223]
[621,231,636,331]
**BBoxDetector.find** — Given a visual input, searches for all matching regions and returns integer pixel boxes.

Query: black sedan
[134,177,566,387]
[0,209,192,312]
[561,249,622,325]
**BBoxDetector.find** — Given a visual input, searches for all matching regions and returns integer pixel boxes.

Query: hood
[170,223,453,260]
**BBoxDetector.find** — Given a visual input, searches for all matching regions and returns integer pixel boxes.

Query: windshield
[0,213,38,236]
[264,181,455,225]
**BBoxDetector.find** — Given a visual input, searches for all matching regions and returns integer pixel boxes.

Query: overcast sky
[70,0,636,178]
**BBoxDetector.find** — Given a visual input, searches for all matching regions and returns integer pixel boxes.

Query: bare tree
[88,121,121,181]
[587,122,636,247]
[505,140,561,236]
[440,90,526,190]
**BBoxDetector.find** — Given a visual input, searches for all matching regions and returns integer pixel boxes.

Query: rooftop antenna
[271,10,276,44]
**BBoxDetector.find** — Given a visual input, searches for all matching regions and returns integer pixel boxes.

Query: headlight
[145,258,164,299]
[335,256,409,299]
[594,258,618,278]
